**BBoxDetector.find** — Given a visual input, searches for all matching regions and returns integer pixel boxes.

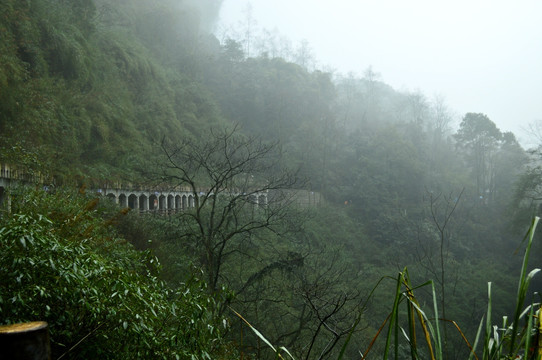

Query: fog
[2,1,541,358]
[217,0,542,147]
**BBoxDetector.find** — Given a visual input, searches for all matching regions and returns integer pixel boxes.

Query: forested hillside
[1,1,540,359]
[0,0,226,182]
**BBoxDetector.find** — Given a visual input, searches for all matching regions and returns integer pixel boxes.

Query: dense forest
[0,0,540,359]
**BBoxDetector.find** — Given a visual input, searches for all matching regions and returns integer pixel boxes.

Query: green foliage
[453,113,526,205]
[0,0,226,183]
[366,218,541,360]
[0,188,235,359]
[246,217,540,360]
[0,0,536,357]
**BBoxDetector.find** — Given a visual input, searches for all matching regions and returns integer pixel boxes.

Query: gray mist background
[216,0,542,147]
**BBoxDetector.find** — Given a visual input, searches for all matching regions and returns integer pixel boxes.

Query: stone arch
[128,194,138,210]
[175,195,181,212]
[0,186,5,207]
[106,193,116,203]
[1,165,11,179]
[167,195,175,214]
[149,194,158,211]
[118,194,127,208]
[139,194,149,211]
[182,195,188,210]
[188,195,194,208]
[159,194,166,213]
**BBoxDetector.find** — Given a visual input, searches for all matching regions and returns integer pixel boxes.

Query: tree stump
[0,322,51,360]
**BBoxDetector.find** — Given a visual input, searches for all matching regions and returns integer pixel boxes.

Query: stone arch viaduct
[100,188,268,214]
[0,164,268,214]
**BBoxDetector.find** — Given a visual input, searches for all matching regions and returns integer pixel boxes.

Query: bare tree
[235,245,365,360]
[298,256,364,360]
[416,189,464,358]
[159,126,301,293]
[430,94,455,140]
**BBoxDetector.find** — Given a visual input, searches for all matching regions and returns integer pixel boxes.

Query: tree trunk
[0,322,51,360]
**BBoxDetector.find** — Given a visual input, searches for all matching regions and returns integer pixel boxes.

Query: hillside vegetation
[1,0,540,359]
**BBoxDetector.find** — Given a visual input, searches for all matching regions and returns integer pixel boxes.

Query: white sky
[217,0,542,147]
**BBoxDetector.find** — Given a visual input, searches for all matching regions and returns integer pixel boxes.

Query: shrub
[0,188,235,359]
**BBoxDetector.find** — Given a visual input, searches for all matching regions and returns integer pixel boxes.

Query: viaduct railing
[98,187,268,214]
[0,164,322,214]
[0,163,269,214]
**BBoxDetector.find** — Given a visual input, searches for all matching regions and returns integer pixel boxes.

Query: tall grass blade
[444,320,478,360]
[230,307,291,359]
[338,276,387,359]
[337,310,363,360]
[430,280,443,360]
[537,306,542,360]
[509,216,539,356]
[383,272,403,360]
[400,270,438,360]
[407,292,418,359]
[483,282,492,360]
[361,313,391,359]
[405,297,436,360]
[468,317,485,360]
[278,346,296,360]
[524,304,535,359]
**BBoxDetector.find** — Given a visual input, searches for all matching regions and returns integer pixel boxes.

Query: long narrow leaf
[509,216,539,355]
[431,280,442,360]
[406,296,436,360]
[230,307,282,357]
[469,317,485,360]
[524,305,535,359]
[483,282,492,360]
[442,320,478,360]
[383,272,403,360]
[278,346,296,360]
[362,313,392,359]
[338,276,388,359]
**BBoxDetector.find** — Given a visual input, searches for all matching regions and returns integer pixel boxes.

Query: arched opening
[1,165,11,179]
[175,195,181,213]
[0,186,5,207]
[182,195,187,210]
[139,194,148,212]
[119,194,127,208]
[149,194,158,211]
[106,193,116,203]
[188,195,194,208]
[159,195,166,213]
[128,194,138,210]
[167,195,175,214]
